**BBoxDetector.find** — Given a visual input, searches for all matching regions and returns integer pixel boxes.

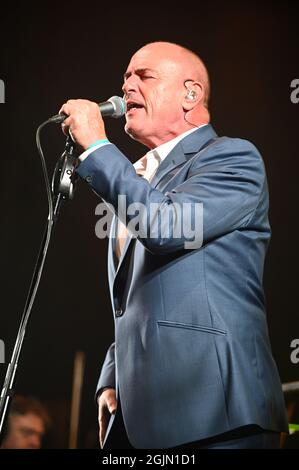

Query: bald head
[135,42,210,108]
[123,41,210,148]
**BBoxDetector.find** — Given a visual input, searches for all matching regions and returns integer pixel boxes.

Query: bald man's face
[122,45,188,148]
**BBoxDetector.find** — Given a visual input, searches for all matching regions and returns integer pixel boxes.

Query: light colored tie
[115,150,161,260]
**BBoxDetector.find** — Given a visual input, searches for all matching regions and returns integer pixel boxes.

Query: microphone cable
[0,117,64,434]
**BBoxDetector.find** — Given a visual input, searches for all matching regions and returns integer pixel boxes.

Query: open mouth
[126,102,144,112]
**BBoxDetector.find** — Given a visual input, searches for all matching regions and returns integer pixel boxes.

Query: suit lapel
[150,124,217,189]
[107,214,118,289]
[112,125,217,286]
[115,226,135,275]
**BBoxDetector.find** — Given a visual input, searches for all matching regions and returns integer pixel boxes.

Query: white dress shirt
[116,126,207,259]
[78,125,207,259]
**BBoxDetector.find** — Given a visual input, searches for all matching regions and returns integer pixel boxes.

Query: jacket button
[115,308,123,317]
[85,175,92,183]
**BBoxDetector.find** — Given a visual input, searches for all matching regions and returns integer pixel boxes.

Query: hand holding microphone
[52,96,126,150]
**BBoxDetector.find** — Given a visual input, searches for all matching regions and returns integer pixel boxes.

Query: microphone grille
[107,96,127,118]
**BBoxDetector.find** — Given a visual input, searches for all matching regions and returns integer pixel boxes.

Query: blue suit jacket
[77,125,288,448]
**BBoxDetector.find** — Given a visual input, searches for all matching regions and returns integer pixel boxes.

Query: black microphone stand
[0,135,78,438]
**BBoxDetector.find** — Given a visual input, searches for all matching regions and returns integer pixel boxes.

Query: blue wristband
[88,138,109,149]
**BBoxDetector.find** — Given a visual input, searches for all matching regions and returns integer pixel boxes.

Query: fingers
[59,99,93,117]
[59,103,75,139]
[59,100,86,136]
[99,406,110,448]
[98,388,117,448]
[105,389,118,414]
[60,116,73,138]
[58,99,106,149]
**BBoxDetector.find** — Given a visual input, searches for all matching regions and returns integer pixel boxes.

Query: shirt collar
[134,125,207,171]
[153,125,207,162]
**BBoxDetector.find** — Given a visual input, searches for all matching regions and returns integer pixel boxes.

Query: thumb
[107,397,117,414]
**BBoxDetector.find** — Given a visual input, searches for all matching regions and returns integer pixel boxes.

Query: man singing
[59,41,288,449]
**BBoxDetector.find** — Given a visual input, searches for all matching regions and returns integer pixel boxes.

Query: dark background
[0,0,298,448]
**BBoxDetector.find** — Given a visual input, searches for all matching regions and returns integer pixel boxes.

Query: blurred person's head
[1,395,50,449]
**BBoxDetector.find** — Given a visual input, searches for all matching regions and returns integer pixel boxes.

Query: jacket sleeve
[76,138,268,255]
[95,342,116,399]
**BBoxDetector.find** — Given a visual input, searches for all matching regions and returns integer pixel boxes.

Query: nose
[26,430,43,449]
[27,435,41,449]
[122,75,139,97]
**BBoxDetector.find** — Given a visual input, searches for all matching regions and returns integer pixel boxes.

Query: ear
[182,81,204,111]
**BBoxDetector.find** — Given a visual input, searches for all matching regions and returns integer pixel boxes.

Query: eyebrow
[123,68,157,81]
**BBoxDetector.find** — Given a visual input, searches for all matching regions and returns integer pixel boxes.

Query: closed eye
[123,68,158,82]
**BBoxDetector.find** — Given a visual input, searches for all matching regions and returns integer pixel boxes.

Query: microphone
[49,95,127,124]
